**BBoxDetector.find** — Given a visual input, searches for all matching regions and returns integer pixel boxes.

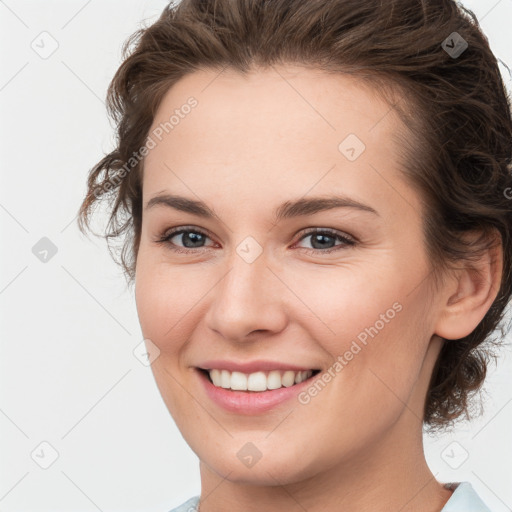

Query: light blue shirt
[167,482,491,511]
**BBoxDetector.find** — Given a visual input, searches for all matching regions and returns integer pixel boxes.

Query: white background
[1,1,511,510]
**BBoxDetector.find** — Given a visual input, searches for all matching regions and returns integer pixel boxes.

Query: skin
[134,65,502,512]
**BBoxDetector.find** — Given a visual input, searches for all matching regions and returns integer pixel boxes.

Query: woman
[78,0,512,510]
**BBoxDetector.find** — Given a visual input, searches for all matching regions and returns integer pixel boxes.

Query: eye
[155,226,216,254]
[155,226,357,255]
[294,228,357,254]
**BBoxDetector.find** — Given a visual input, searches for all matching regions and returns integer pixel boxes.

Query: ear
[434,230,503,340]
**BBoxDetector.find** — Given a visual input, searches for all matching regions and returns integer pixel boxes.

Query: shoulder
[441,482,492,512]
[167,495,200,512]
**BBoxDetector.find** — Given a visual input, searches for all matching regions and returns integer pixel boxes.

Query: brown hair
[77,0,512,429]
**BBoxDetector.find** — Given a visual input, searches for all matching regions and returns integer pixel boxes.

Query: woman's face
[135,65,445,484]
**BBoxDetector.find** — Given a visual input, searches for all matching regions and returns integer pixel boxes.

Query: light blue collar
[169,481,491,512]
[441,482,491,511]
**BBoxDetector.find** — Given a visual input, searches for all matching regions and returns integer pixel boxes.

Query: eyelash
[155,226,357,255]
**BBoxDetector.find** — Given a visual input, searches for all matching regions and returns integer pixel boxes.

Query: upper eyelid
[163,225,215,241]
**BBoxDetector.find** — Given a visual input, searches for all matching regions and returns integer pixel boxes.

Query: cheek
[311,253,432,366]
[134,259,205,419]
[287,267,403,357]
[306,270,432,416]
[333,297,431,424]
[134,253,209,354]
[134,268,170,346]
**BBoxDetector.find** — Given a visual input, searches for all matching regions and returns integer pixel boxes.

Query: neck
[197,414,452,512]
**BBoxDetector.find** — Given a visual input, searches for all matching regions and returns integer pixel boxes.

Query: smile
[203,368,319,392]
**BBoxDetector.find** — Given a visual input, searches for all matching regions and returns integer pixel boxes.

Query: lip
[196,367,319,414]
[197,359,316,373]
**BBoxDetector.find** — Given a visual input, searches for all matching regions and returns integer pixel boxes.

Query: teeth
[281,370,295,387]
[267,370,282,390]
[207,368,314,391]
[231,371,247,390]
[248,371,267,391]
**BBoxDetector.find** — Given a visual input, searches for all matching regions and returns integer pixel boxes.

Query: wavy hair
[77,0,512,429]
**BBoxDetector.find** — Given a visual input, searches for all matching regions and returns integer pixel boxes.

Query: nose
[204,248,288,343]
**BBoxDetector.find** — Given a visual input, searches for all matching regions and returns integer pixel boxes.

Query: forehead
[142,65,417,216]
[147,65,400,149]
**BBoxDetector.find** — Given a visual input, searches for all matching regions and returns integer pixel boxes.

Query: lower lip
[197,369,317,414]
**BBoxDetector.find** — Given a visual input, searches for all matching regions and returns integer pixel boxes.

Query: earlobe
[434,231,503,340]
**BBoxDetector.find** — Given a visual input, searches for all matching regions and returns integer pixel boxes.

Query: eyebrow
[144,193,379,221]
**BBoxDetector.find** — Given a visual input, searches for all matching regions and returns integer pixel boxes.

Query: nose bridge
[205,244,286,341]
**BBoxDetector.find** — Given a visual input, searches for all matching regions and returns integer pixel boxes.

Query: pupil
[184,232,204,248]
[312,234,333,249]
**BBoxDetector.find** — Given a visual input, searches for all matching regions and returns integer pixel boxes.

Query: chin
[195,442,322,486]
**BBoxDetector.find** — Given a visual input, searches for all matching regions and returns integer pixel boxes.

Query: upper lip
[197,359,318,373]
